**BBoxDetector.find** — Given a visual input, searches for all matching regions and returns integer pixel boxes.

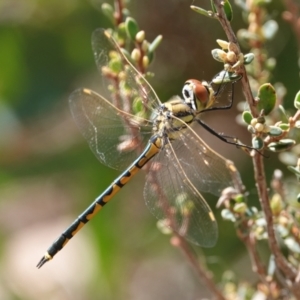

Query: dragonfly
[37,28,242,268]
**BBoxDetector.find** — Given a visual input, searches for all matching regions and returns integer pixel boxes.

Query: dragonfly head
[182,79,210,112]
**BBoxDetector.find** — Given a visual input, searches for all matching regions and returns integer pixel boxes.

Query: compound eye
[188,79,208,105]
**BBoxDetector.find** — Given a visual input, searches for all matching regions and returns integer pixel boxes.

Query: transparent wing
[170,127,233,196]
[144,124,235,246]
[205,70,242,110]
[69,88,153,170]
[144,144,218,247]
[91,28,161,116]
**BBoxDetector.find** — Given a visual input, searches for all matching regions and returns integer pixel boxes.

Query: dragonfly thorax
[153,96,195,141]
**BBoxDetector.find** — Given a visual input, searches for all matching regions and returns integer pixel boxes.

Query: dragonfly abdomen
[37,139,161,268]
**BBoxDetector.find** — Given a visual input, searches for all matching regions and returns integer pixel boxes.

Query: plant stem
[213,0,300,297]
[172,235,227,300]
[213,0,257,117]
[114,0,123,25]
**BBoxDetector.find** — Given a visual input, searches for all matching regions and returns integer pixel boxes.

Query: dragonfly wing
[91,28,161,115]
[144,145,218,247]
[69,88,152,170]
[171,127,234,196]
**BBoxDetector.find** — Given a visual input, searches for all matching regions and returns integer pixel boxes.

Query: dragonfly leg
[196,118,254,150]
[200,82,235,113]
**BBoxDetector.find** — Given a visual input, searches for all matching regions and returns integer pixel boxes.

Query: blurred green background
[0,0,298,299]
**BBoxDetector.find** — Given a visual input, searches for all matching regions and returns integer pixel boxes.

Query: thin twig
[290,109,300,124]
[213,0,300,296]
[171,235,227,300]
[253,153,296,280]
[114,0,123,25]
[227,161,268,280]
[213,1,257,117]
[238,225,266,276]
[239,232,278,300]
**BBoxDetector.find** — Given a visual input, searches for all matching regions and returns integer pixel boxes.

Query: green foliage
[294,90,300,110]
[101,3,115,24]
[257,83,276,115]
[242,111,253,124]
[190,5,217,19]
[125,17,139,41]
[223,0,233,22]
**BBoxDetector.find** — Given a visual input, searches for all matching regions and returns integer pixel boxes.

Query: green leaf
[257,83,276,115]
[109,58,123,73]
[278,123,289,130]
[267,255,276,277]
[101,3,114,24]
[266,58,276,70]
[284,237,300,253]
[117,23,127,44]
[148,35,163,54]
[147,35,163,64]
[125,17,139,41]
[190,5,216,18]
[210,0,217,13]
[209,0,233,21]
[287,165,300,181]
[221,209,236,222]
[268,126,283,137]
[247,125,256,134]
[252,136,264,150]
[234,194,245,203]
[211,49,226,62]
[262,20,278,40]
[147,51,154,64]
[270,193,283,215]
[212,70,242,84]
[244,53,254,65]
[132,97,144,114]
[276,224,289,238]
[294,90,300,110]
[268,139,295,152]
[233,202,247,213]
[242,111,253,125]
[156,219,172,235]
[223,0,233,22]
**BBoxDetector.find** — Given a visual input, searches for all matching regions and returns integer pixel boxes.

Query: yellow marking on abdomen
[86,203,103,221]
[137,144,160,167]
[119,164,141,185]
[62,238,70,247]
[102,184,121,203]
[128,165,140,176]
[72,222,85,235]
